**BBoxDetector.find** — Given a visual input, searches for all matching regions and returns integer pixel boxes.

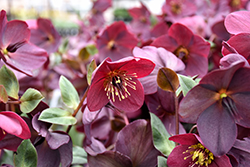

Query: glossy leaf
[20,88,44,113]
[87,59,97,85]
[59,75,80,110]
[72,146,88,165]
[150,112,175,156]
[0,85,8,103]
[38,108,77,125]
[157,67,179,92]
[178,74,198,96]
[158,156,168,167]
[0,65,19,99]
[13,139,37,167]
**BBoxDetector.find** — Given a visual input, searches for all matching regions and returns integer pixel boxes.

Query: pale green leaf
[38,108,77,125]
[0,65,19,99]
[59,75,80,110]
[150,112,175,156]
[87,59,97,85]
[20,88,44,113]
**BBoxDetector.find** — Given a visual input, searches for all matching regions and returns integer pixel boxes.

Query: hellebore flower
[87,57,155,112]
[167,133,232,167]
[133,46,185,94]
[27,18,61,54]
[151,23,210,78]
[179,62,250,156]
[0,111,31,141]
[0,10,48,76]
[96,21,138,61]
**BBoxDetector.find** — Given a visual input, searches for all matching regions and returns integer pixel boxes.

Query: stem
[66,87,89,133]
[174,92,179,146]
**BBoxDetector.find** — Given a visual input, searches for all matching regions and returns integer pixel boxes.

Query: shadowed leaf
[13,139,37,167]
[0,65,19,99]
[157,67,179,92]
[0,85,8,103]
[87,59,97,85]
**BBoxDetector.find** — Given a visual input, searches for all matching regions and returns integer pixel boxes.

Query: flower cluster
[1,0,250,167]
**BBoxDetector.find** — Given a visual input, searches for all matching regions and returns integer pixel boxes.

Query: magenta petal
[117,57,155,78]
[168,23,193,47]
[7,42,48,72]
[212,155,232,167]
[169,133,198,146]
[225,11,250,35]
[197,102,237,156]
[111,78,144,112]
[151,35,178,52]
[115,120,160,167]
[220,53,249,68]
[0,111,31,139]
[87,78,109,111]
[2,20,30,46]
[179,85,218,123]
[0,10,7,44]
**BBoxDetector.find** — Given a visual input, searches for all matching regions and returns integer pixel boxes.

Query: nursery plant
[1,0,250,167]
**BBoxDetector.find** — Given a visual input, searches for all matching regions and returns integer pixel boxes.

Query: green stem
[66,87,89,133]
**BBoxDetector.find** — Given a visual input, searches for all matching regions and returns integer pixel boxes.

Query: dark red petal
[222,33,250,62]
[168,23,193,47]
[167,145,194,167]
[212,155,232,167]
[185,53,208,77]
[150,35,178,52]
[199,62,244,91]
[230,93,250,128]
[179,85,218,123]
[87,78,109,111]
[197,102,237,157]
[228,67,250,92]
[111,78,144,112]
[0,111,31,139]
[0,10,7,44]
[169,133,198,145]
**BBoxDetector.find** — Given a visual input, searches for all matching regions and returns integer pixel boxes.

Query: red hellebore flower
[179,62,250,157]
[0,111,31,141]
[27,18,61,54]
[151,23,210,78]
[0,10,48,76]
[96,21,138,62]
[87,57,155,112]
[167,133,232,167]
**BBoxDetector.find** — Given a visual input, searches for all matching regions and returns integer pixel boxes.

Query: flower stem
[66,87,89,133]
[175,93,179,136]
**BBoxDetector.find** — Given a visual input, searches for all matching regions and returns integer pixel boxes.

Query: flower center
[140,16,147,23]
[230,0,240,7]
[174,46,189,63]
[107,40,116,50]
[104,70,137,102]
[170,2,182,14]
[183,143,214,167]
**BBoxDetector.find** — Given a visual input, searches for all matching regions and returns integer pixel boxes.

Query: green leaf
[150,112,175,156]
[158,156,168,167]
[0,65,19,99]
[20,88,44,113]
[86,45,98,55]
[0,85,8,103]
[59,75,80,110]
[13,139,37,167]
[87,59,97,85]
[157,67,179,92]
[38,108,77,125]
[72,146,88,165]
[178,74,199,96]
